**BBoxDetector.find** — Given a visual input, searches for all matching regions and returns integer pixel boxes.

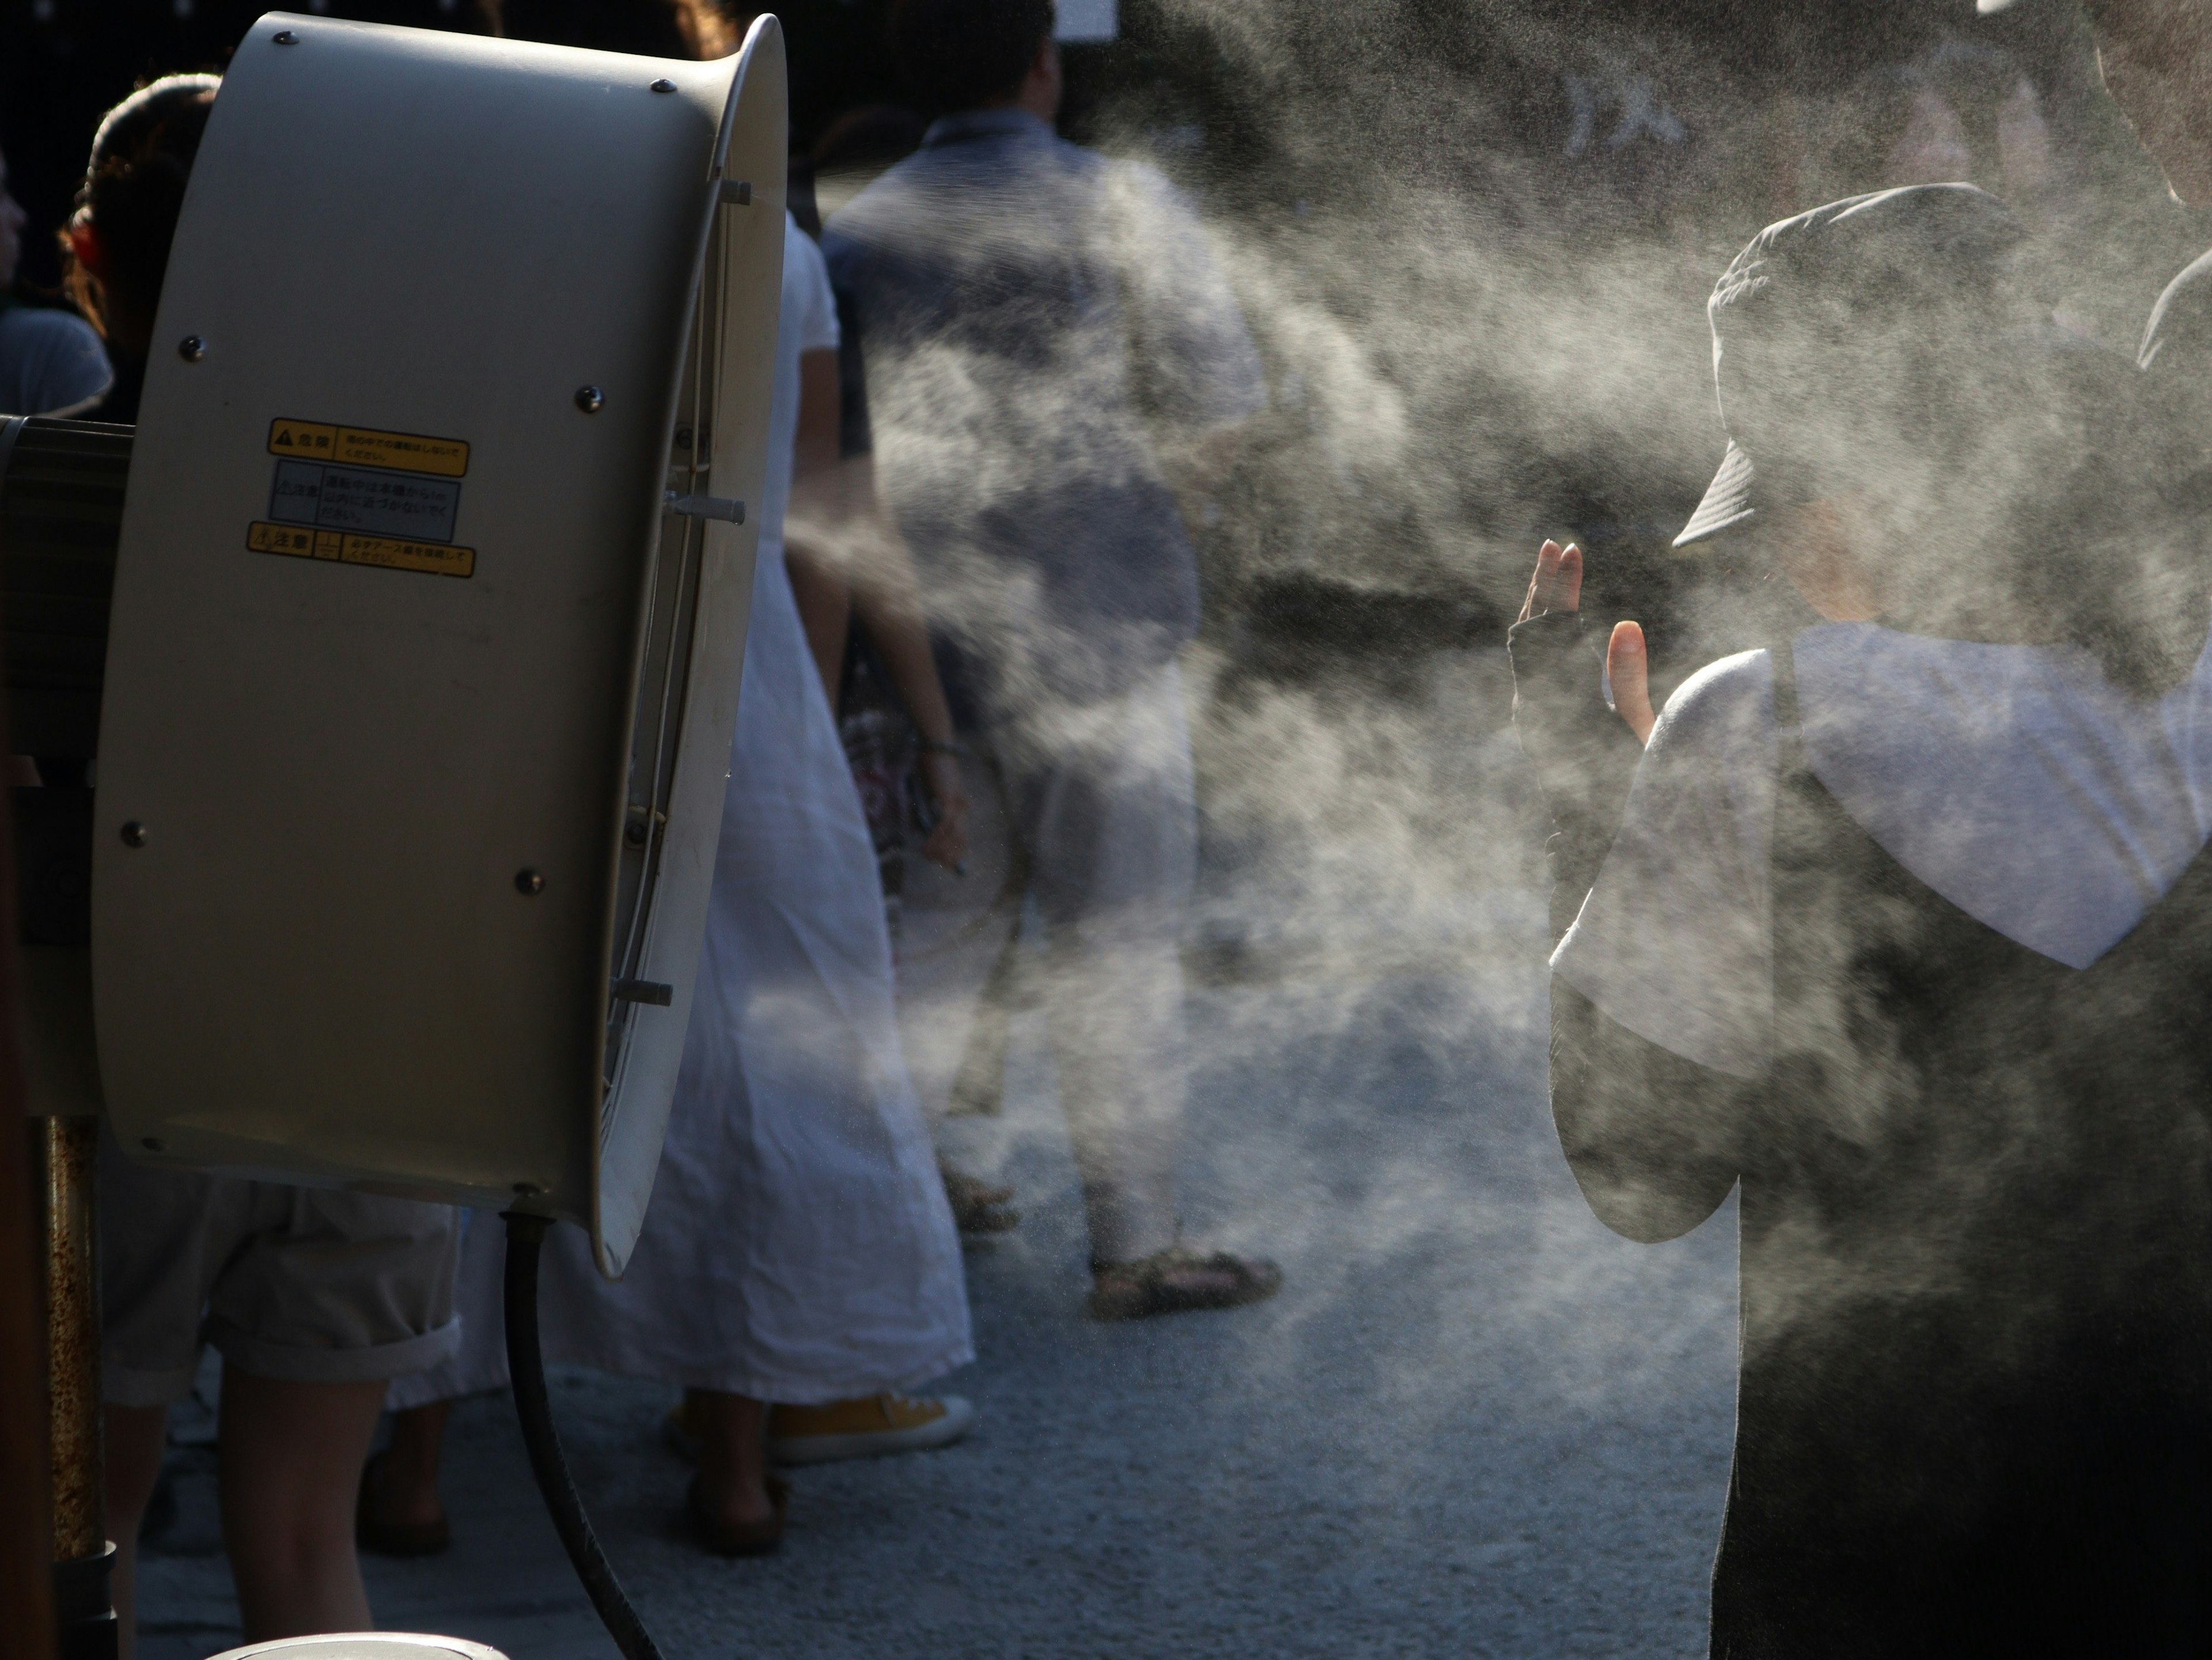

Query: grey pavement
[135,675,1741,1660]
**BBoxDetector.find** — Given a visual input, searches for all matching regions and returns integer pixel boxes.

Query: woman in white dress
[367,214,974,1558]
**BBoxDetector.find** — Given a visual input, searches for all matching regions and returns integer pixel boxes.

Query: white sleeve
[1551,648,1778,1080]
[1104,161,1264,430]
[784,218,841,356]
[13,311,113,417]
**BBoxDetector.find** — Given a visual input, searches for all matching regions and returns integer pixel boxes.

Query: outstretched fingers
[1518,539,1585,624]
[1607,620,1656,746]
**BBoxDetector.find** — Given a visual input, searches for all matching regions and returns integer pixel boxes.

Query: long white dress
[391,217,970,1408]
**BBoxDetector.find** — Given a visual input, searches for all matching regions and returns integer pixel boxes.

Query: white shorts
[100,1129,460,1407]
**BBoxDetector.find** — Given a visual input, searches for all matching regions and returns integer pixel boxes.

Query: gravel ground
[134,693,1741,1660]
[137,942,1738,1660]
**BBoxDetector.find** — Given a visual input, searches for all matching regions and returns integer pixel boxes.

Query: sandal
[355,1450,452,1557]
[687,1473,790,1558]
[942,1163,1021,1235]
[1087,1247,1284,1321]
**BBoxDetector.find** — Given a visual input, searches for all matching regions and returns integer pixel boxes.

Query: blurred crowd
[10,0,2212,1653]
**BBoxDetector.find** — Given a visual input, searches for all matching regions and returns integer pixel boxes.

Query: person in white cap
[1517,182,2212,1655]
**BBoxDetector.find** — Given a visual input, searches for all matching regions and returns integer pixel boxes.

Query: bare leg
[217,1368,386,1642]
[361,1399,450,1530]
[103,1402,171,1660]
[687,1389,773,1527]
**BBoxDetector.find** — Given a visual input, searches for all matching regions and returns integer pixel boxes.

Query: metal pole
[43,1115,116,1660]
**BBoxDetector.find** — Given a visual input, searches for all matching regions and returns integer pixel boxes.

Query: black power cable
[502,1210,668,1660]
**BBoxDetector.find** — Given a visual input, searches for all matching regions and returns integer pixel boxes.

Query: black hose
[502,1209,668,1660]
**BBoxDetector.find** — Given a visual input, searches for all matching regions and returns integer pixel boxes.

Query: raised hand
[1605,621,1656,746]
[1518,539,1585,622]
[1518,539,1653,747]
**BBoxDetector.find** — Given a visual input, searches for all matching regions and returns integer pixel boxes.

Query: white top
[0,306,111,417]
[1552,621,2212,1079]
[756,211,840,555]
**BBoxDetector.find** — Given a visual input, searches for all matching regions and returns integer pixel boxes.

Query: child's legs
[99,1137,246,1660]
[98,1142,459,1646]
[217,1367,387,1642]
[199,1183,458,1639]
[103,1401,170,1660]
[365,1399,453,1526]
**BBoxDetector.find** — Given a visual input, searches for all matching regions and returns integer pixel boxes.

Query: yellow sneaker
[767,1392,975,1467]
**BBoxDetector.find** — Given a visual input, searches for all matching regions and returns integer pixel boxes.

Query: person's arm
[839,453,969,871]
[784,555,852,705]
[785,349,853,701]
[1550,981,1747,1242]
[1508,540,1656,941]
[1541,637,1775,1241]
[785,350,971,871]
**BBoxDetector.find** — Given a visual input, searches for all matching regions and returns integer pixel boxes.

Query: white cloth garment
[0,304,111,417]
[1554,619,2212,1080]
[391,216,969,1408]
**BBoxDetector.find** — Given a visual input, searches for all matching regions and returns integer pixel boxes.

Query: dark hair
[67,74,218,340]
[889,0,1053,116]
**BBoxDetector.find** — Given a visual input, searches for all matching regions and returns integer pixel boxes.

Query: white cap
[1977,0,2022,12]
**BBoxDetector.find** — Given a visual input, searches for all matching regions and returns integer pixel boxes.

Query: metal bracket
[719,178,752,207]
[611,979,675,1007]
[664,491,744,524]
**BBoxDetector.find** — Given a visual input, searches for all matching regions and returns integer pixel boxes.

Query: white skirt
[392,545,971,1407]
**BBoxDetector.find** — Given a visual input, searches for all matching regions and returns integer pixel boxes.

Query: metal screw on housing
[176,336,206,362]
[575,385,605,414]
[119,821,147,848]
[272,28,298,43]
[649,78,677,93]
[515,868,546,895]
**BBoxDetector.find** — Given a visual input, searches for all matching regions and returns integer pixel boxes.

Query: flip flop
[1087,1247,1284,1321]
[942,1164,1021,1234]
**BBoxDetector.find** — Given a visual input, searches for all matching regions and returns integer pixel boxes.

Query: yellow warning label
[268,419,468,478]
[267,418,338,459]
[249,521,475,578]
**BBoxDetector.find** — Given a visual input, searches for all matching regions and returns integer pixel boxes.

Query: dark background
[4,0,2200,676]
[1,0,2111,285]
